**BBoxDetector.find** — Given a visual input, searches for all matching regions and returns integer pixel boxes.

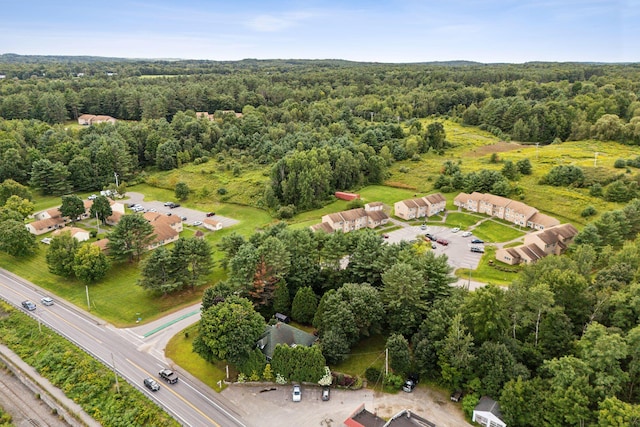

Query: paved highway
[0,268,248,427]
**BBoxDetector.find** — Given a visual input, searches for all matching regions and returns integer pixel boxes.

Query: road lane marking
[126,358,221,427]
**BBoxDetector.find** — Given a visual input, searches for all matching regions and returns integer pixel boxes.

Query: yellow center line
[126,358,221,427]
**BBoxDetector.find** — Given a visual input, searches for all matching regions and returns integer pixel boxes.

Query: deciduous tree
[73,244,110,283]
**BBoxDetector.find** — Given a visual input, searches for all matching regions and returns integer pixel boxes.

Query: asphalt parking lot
[121,192,239,228]
[385,225,484,270]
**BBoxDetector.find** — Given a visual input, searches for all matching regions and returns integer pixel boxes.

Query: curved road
[0,268,247,427]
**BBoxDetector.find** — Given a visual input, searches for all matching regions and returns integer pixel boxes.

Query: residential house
[92,238,110,252]
[256,322,318,361]
[495,223,578,265]
[344,405,435,427]
[394,193,446,220]
[315,203,389,233]
[105,211,123,226]
[34,207,62,221]
[144,212,183,233]
[77,114,116,125]
[52,227,90,242]
[454,191,559,230]
[147,222,179,249]
[203,218,223,231]
[472,396,507,427]
[25,217,66,235]
[83,199,125,220]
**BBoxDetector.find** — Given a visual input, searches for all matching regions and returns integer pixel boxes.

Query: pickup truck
[158,368,179,384]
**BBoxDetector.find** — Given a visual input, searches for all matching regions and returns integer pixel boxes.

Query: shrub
[614,158,627,168]
[276,205,296,219]
[383,373,404,390]
[365,367,383,384]
[217,187,228,195]
[581,206,597,217]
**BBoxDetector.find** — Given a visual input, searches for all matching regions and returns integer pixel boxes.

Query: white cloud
[245,11,314,32]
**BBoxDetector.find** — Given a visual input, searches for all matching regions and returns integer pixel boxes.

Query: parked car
[471,238,484,244]
[193,221,203,226]
[21,300,36,311]
[431,242,437,249]
[88,194,97,200]
[436,238,449,246]
[461,231,472,237]
[181,216,187,221]
[382,234,389,239]
[450,389,463,402]
[41,297,54,306]
[163,202,174,206]
[451,227,460,233]
[169,203,181,209]
[292,385,301,402]
[420,224,427,230]
[144,378,160,391]
[206,212,216,217]
[402,373,419,393]
[425,233,436,241]
[471,246,485,253]
[321,387,330,401]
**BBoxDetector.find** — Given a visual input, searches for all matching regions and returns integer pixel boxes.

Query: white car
[193,221,203,226]
[292,385,301,402]
[461,231,472,237]
[451,227,460,233]
[41,297,54,306]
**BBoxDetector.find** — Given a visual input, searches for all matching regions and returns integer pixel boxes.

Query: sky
[1,0,638,63]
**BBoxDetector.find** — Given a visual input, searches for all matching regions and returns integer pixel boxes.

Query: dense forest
[2,56,640,425]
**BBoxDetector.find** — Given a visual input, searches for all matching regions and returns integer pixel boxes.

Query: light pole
[114,172,119,188]
[85,285,91,311]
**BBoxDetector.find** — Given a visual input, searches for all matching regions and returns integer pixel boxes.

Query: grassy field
[471,220,526,243]
[456,246,521,286]
[165,324,231,391]
[332,334,387,379]
[444,212,484,229]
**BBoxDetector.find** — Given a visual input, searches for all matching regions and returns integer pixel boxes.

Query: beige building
[77,114,116,125]
[496,223,579,265]
[311,203,389,233]
[203,218,223,231]
[52,227,90,242]
[454,192,559,230]
[394,193,446,220]
[26,217,66,235]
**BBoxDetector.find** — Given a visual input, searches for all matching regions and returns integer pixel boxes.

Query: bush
[614,158,627,168]
[346,199,364,210]
[383,373,404,390]
[581,206,597,217]
[217,187,228,195]
[276,205,296,219]
[365,367,383,384]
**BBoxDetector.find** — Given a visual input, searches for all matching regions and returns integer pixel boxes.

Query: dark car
[144,377,160,391]
[168,203,181,209]
[402,373,419,393]
[425,233,436,241]
[436,238,449,246]
[206,212,216,217]
[470,246,485,253]
[321,386,330,401]
[22,300,36,311]
[471,238,484,244]
[158,368,178,384]
[450,389,463,402]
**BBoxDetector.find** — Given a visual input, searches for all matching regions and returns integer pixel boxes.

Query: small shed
[473,396,507,427]
[275,312,290,323]
[335,192,360,201]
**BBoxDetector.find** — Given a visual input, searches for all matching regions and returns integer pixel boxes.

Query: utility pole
[385,348,389,376]
[535,142,539,161]
[114,172,119,188]
[85,285,91,311]
[370,111,374,122]
[95,211,100,234]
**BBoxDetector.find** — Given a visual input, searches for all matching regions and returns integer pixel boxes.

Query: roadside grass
[165,324,229,392]
[455,246,520,286]
[444,212,484,229]
[332,334,386,379]
[471,220,526,243]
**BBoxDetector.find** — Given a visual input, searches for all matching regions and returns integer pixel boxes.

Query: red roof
[335,192,360,201]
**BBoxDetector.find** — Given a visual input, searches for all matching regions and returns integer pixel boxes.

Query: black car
[321,386,330,401]
[450,389,463,402]
[206,212,216,217]
[144,377,160,391]
[402,373,419,392]
[471,238,484,244]
[21,300,36,311]
[168,203,181,209]
[425,233,436,241]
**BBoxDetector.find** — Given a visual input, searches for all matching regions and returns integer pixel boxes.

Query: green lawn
[455,246,520,286]
[165,324,231,391]
[444,212,484,229]
[332,334,386,378]
[471,220,526,243]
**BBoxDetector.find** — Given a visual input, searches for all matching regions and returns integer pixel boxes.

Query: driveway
[122,192,238,228]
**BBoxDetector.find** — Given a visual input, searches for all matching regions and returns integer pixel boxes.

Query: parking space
[122,192,238,228]
[385,225,484,270]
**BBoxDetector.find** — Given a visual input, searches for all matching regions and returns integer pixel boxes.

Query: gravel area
[222,383,471,427]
